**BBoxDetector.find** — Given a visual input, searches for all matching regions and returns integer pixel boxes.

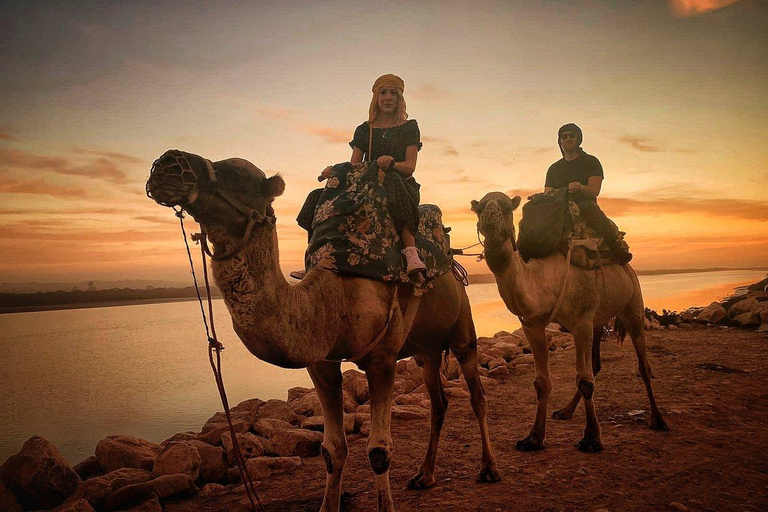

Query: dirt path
[169,327,768,512]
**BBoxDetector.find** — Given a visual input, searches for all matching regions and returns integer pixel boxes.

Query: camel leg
[307,361,347,512]
[516,325,551,451]
[572,322,603,452]
[407,352,446,490]
[552,328,603,420]
[449,298,500,483]
[619,305,669,431]
[364,356,398,512]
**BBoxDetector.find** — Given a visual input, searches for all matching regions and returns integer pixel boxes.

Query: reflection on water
[0,269,764,463]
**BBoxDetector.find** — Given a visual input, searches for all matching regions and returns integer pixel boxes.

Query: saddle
[305,162,453,283]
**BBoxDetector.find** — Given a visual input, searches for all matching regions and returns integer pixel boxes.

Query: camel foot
[576,435,603,453]
[649,415,669,431]
[552,408,574,420]
[407,471,436,490]
[476,464,502,483]
[515,435,546,452]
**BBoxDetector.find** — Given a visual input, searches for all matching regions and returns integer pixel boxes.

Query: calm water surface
[1,269,764,463]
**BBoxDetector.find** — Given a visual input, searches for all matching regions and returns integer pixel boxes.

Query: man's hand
[568,181,582,193]
[377,155,395,171]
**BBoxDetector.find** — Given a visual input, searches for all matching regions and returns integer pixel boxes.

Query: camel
[470,191,668,453]
[146,150,500,512]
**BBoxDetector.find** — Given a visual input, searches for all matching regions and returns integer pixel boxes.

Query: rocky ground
[2,285,767,512]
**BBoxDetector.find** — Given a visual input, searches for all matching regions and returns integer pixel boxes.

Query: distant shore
[0,267,765,314]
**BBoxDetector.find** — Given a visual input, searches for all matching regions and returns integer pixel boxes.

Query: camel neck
[484,236,533,317]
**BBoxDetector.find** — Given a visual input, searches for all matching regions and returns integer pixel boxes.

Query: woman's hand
[377,155,395,171]
[318,165,334,181]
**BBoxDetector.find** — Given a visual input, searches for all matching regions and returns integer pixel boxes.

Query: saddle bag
[517,191,569,259]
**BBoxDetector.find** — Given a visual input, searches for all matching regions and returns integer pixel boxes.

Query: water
[0,269,764,463]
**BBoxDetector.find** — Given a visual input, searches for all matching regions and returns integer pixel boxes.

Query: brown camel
[146,150,500,512]
[470,191,668,453]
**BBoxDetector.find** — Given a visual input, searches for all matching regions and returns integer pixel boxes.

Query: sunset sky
[0,0,765,284]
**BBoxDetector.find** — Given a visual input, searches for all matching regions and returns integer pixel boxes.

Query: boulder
[246,457,301,480]
[493,342,522,361]
[510,354,535,366]
[95,435,160,473]
[50,498,96,512]
[695,302,728,324]
[289,390,322,417]
[198,482,227,497]
[484,347,505,360]
[253,418,294,438]
[476,351,493,368]
[0,435,81,510]
[230,398,264,414]
[300,415,355,434]
[198,410,254,445]
[680,310,696,323]
[160,431,198,446]
[104,474,196,511]
[391,405,430,421]
[258,399,300,425]
[359,420,372,437]
[269,429,323,457]
[287,386,314,402]
[488,357,506,370]
[394,392,428,406]
[354,413,371,434]
[731,312,760,328]
[342,391,358,414]
[729,297,756,317]
[393,378,416,396]
[64,468,152,509]
[444,387,470,399]
[183,440,228,483]
[342,369,369,404]
[152,442,201,480]
[758,324,768,333]
[445,355,461,380]
[356,403,371,415]
[72,456,102,480]
[220,432,265,463]
[0,480,21,512]
[489,365,510,377]
[124,495,161,512]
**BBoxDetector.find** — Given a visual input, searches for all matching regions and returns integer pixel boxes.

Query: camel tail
[613,316,627,346]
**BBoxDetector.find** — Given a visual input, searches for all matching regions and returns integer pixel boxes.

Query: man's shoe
[289,269,306,280]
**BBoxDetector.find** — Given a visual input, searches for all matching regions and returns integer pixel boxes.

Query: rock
[476,336,495,346]
[287,386,314,402]
[445,355,461,380]
[669,502,688,511]
[729,297,756,317]
[300,415,355,434]
[50,498,97,512]
[510,354,535,366]
[269,429,323,457]
[494,330,515,338]
[104,474,196,511]
[95,435,160,473]
[230,398,265,414]
[72,456,102,480]
[183,440,228,484]
[220,432,265,463]
[0,480,21,512]
[680,310,696,322]
[493,342,522,361]
[160,431,198,446]
[198,410,255,445]
[484,347,505,359]
[124,495,161,512]
[0,435,81,510]
[342,369,369,404]
[391,405,430,421]
[289,390,322,417]
[668,324,679,330]
[731,311,760,327]
[198,482,227,497]
[394,392,428,405]
[152,442,201,480]
[489,365,510,377]
[258,399,300,425]
[343,391,359,413]
[64,468,152,510]
[393,378,417,395]
[246,456,302,480]
[354,412,371,433]
[359,420,371,436]
[488,357,507,370]
[356,403,371,415]
[696,302,728,324]
[444,387,470,399]
[477,351,493,368]
[649,323,665,330]
[758,324,768,333]
[253,418,294,438]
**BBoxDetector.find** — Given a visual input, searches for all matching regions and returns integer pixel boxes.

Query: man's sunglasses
[560,132,578,140]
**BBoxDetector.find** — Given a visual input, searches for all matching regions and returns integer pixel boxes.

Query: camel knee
[577,379,594,400]
[368,447,391,475]
[533,376,551,400]
[321,442,347,475]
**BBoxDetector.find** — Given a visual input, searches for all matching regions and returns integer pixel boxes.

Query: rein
[174,209,266,512]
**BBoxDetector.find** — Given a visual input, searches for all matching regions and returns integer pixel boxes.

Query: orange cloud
[253,103,348,143]
[617,136,664,153]
[601,196,768,222]
[0,179,87,198]
[408,85,452,101]
[72,148,143,163]
[0,149,131,184]
[0,131,18,142]
[445,146,459,156]
[669,0,742,17]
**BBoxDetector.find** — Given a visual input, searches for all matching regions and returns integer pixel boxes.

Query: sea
[0,269,764,464]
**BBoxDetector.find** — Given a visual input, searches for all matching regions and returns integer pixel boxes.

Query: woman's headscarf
[368,74,408,123]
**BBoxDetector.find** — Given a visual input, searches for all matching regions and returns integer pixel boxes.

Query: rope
[176,210,266,512]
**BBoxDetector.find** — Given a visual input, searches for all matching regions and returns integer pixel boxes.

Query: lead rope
[174,208,266,512]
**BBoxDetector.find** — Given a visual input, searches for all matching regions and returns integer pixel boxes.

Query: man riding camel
[544,123,632,265]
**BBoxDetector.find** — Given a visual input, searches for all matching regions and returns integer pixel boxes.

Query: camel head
[146,149,285,240]
[470,192,521,244]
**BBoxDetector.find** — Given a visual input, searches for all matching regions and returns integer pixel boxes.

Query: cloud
[669,0,743,17]
[134,215,175,224]
[0,131,18,142]
[72,148,143,163]
[303,125,350,144]
[445,146,459,156]
[617,136,664,153]
[601,196,768,221]
[0,149,131,184]
[533,146,554,154]
[0,179,87,198]
[0,207,123,215]
[408,85,452,101]
[253,102,348,143]
[422,135,447,143]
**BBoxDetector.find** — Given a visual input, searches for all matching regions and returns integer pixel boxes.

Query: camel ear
[470,199,479,212]
[264,175,285,197]
[511,195,521,211]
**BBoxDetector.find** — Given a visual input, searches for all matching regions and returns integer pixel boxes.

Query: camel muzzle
[146,150,200,208]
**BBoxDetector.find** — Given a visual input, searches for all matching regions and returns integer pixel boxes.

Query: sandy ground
[167,326,768,512]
